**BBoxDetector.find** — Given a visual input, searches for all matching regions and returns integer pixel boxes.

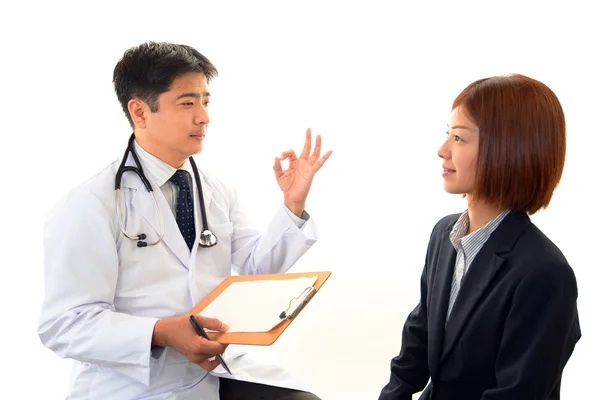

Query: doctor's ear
[128,99,148,129]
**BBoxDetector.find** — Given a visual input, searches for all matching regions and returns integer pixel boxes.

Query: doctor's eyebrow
[176,92,211,100]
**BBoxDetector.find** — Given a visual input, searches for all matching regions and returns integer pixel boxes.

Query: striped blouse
[446,209,511,319]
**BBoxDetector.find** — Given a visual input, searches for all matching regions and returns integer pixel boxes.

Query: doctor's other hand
[273,127,333,217]
[152,314,229,371]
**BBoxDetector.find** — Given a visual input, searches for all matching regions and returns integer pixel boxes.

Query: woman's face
[438,106,480,195]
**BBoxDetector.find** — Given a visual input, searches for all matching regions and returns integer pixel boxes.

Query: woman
[379,74,581,400]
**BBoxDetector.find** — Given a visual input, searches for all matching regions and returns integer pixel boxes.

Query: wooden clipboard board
[190,271,331,345]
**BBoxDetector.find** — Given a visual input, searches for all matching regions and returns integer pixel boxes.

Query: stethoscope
[115,133,218,249]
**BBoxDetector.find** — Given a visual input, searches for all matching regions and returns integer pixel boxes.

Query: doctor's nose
[194,107,210,125]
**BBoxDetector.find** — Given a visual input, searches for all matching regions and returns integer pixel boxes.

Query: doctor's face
[136,72,211,168]
[438,106,479,195]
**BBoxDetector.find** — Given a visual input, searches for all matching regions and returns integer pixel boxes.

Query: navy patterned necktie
[169,170,196,250]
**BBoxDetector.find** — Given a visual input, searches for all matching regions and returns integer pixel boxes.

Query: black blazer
[379,211,581,400]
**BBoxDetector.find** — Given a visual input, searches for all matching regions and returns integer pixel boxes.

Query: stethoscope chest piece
[199,230,218,248]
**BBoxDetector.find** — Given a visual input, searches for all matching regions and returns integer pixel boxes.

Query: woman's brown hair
[453,74,566,214]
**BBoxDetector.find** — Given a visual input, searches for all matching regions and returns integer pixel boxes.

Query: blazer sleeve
[379,250,432,399]
[481,262,581,399]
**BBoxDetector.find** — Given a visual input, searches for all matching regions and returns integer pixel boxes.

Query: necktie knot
[169,170,193,190]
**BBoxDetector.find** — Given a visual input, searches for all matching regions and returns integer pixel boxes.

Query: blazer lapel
[428,224,457,378]
[440,211,531,363]
[441,249,505,362]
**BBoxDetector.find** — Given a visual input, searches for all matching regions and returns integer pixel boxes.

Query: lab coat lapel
[119,153,191,269]
[427,227,456,378]
[131,186,191,269]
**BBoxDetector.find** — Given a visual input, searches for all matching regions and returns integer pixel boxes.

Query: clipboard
[190,271,331,345]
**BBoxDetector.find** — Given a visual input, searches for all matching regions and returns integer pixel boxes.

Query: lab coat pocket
[205,222,234,277]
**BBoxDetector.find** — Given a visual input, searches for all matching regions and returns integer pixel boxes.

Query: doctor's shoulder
[44,160,121,233]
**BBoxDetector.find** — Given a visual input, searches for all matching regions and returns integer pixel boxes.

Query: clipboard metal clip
[279,286,317,320]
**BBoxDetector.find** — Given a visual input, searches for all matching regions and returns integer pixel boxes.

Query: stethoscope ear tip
[137,233,148,247]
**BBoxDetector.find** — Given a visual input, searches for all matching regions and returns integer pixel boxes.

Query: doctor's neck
[465,196,504,234]
[134,133,187,169]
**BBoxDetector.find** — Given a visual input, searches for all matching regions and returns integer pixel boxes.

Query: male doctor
[38,41,332,400]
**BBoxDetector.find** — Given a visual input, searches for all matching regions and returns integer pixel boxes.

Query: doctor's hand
[273,128,333,218]
[152,314,229,371]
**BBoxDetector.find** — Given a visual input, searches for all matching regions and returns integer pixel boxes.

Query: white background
[1,1,598,399]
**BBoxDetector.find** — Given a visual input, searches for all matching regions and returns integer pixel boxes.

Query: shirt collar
[449,209,510,250]
[133,140,193,189]
[449,211,470,248]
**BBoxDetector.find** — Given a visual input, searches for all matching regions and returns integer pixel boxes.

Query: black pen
[189,315,233,376]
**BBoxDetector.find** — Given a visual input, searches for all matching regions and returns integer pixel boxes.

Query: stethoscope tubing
[115,133,215,248]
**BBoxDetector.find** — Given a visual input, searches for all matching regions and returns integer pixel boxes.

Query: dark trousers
[219,378,321,400]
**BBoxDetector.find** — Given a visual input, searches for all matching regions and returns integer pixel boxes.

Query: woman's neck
[466,197,505,234]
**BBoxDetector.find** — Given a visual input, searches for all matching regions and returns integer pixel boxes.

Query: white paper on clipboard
[199,276,318,332]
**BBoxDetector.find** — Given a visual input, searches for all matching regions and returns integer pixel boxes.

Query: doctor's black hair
[112,41,218,127]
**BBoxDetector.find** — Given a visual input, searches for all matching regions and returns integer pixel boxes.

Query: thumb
[195,314,230,333]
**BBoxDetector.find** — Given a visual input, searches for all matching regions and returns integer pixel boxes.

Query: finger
[192,336,228,355]
[195,314,229,332]
[310,134,322,161]
[300,128,312,159]
[273,157,284,179]
[197,356,221,371]
[280,149,298,162]
[314,150,333,170]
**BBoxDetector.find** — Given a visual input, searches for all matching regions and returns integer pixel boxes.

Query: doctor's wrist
[284,200,306,219]
[152,319,169,347]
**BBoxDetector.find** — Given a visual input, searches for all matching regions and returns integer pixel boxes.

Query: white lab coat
[38,154,319,399]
